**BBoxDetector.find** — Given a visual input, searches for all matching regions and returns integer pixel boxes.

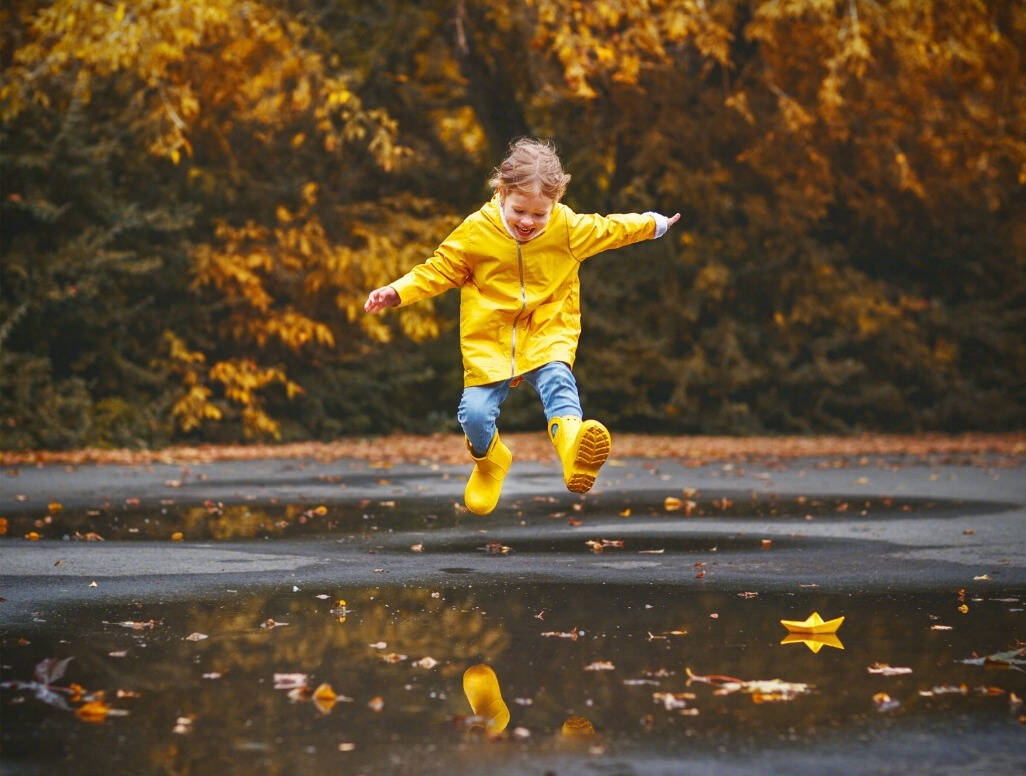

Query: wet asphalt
[2,452,1026,775]
[2,453,1024,628]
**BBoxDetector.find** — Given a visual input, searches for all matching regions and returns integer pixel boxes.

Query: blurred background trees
[2,0,1024,448]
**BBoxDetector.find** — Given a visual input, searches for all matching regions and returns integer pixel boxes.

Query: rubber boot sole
[565,421,611,493]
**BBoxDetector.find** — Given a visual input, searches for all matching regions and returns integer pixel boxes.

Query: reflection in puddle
[462,664,510,736]
[780,632,845,653]
[2,493,1000,542]
[2,584,1024,774]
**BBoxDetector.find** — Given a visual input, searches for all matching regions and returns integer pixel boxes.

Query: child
[364,138,680,514]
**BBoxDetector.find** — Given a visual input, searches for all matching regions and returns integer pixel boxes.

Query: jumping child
[364,138,680,514]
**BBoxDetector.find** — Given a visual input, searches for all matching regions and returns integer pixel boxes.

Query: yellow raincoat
[390,195,657,387]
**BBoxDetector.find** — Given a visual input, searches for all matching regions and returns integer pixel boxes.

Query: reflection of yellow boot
[464,434,512,515]
[549,416,611,493]
[463,664,510,735]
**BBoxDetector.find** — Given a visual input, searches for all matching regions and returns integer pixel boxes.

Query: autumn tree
[2,0,1024,447]
[2,0,454,444]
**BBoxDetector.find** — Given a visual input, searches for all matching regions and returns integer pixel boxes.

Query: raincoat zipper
[510,241,527,378]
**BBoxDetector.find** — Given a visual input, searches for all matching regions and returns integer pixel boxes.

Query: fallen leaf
[170,532,183,541]
[34,656,74,685]
[273,673,308,690]
[973,574,990,581]
[313,683,336,703]
[369,641,387,650]
[184,632,208,641]
[75,700,110,723]
[173,716,193,734]
[541,629,579,640]
[653,692,695,711]
[338,742,356,752]
[619,508,631,517]
[873,692,900,711]
[761,539,772,549]
[368,696,384,712]
[867,663,912,676]
[685,668,811,701]
[737,592,759,599]
[414,656,439,669]
[108,650,128,658]
[931,624,953,630]
[106,620,157,630]
[410,543,424,552]
[664,497,683,511]
[584,661,615,671]
[959,647,1026,669]
[48,502,62,513]
[380,652,407,664]
[639,549,664,554]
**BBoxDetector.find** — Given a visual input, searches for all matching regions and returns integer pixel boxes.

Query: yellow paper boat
[779,611,844,634]
[780,632,845,653]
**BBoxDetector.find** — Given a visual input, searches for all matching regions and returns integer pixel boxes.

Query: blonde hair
[488,137,571,202]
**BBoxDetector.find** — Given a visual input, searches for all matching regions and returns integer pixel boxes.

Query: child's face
[501,189,554,241]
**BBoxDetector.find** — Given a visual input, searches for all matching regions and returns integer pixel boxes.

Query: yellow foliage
[529,0,733,97]
[171,385,223,432]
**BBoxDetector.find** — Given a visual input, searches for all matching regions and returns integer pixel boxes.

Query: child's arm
[363,220,474,314]
[567,209,682,260]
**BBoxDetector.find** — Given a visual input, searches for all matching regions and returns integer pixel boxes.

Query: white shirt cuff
[645,212,668,239]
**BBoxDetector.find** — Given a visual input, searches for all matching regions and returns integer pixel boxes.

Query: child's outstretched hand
[667,212,682,229]
[364,285,400,313]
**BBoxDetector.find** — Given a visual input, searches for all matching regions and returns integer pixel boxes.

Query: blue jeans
[458,361,583,455]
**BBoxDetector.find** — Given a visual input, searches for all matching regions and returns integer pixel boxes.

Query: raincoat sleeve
[566,210,658,261]
[389,220,473,307]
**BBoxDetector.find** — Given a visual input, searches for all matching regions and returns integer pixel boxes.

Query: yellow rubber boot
[462,663,510,735]
[464,433,512,515]
[549,416,611,493]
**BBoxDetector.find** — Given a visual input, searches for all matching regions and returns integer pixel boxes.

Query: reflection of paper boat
[780,632,845,653]
[780,612,844,634]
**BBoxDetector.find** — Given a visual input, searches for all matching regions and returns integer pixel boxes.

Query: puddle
[1,493,1004,542]
[2,583,1024,774]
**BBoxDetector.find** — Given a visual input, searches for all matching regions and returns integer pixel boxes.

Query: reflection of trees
[69,585,510,774]
[180,504,277,540]
[13,501,461,541]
